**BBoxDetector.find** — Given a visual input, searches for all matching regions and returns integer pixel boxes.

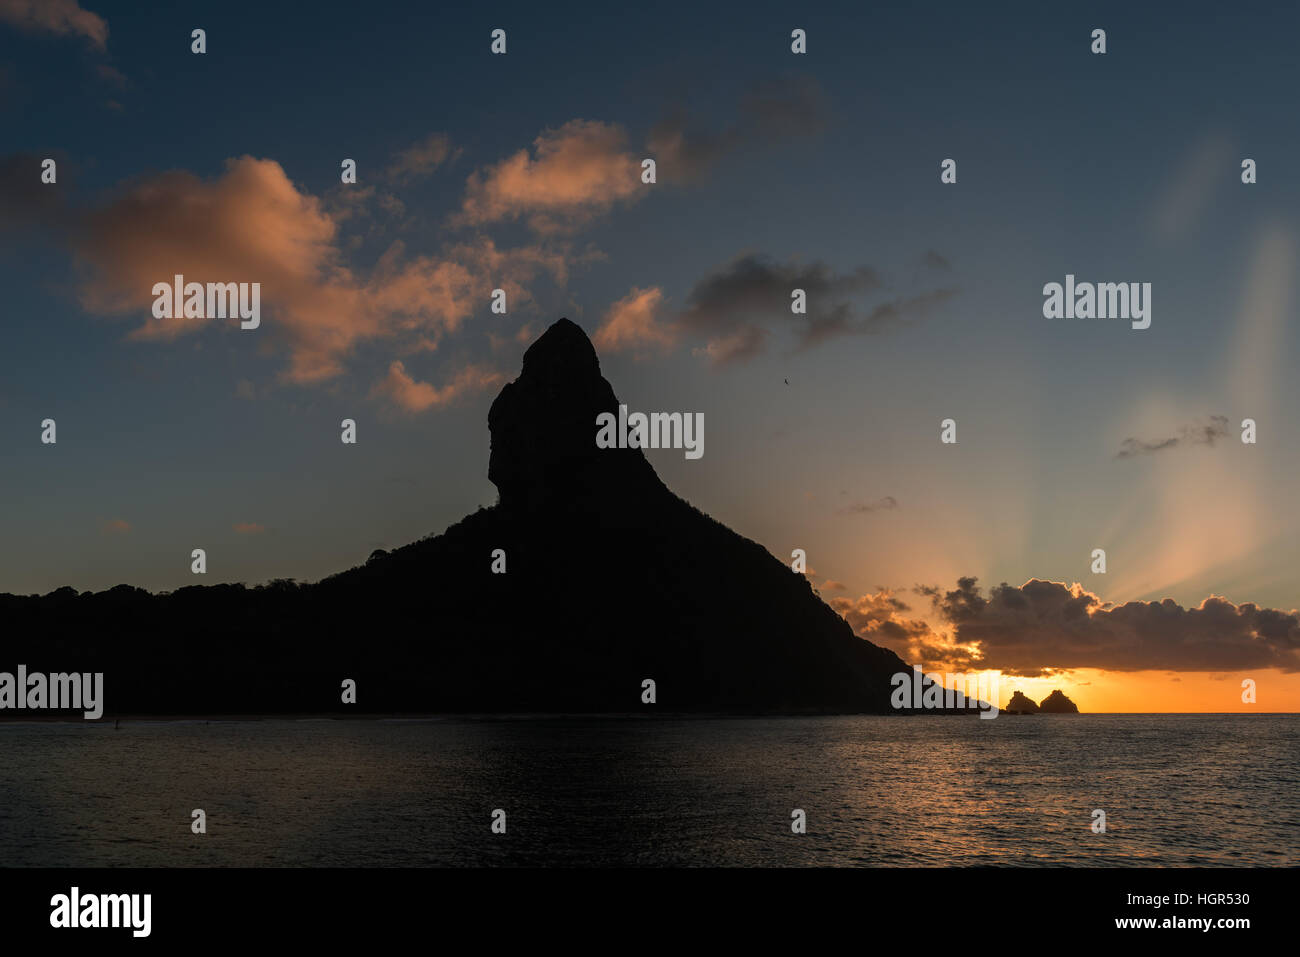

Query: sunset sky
[2,1,1298,711]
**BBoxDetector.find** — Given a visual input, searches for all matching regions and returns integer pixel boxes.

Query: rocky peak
[487,318,665,514]
[1005,690,1040,713]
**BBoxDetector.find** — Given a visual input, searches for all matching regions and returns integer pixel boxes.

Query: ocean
[1,714,1294,867]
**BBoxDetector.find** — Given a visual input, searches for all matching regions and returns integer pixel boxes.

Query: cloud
[371,360,504,413]
[457,120,643,233]
[233,522,265,534]
[832,577,1300,677]
[648,74,828,181]
[829,588,938,655]
[820,579,847,592]
[800,288,958,350]
[66,155,567,384]
[681,254,878,343]
[385,133,456,183]
[1115,414,1230,459]
[100,518,129,534]
[920,577,1300,676]
[838,496,898,515]
[691,326,766,366]
[592,286,675,354]
[675,253,954,365]
[0,0,107,49]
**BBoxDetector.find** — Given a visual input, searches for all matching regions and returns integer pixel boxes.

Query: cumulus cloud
[233,522,265,534]
[0,0,107,49]
[829,588,939,655]
[371,360,504,413]
[100,518,130,534]
[592,286,675,354]
[457,120,643,233]
[832,577,1300,677]
[1116,414,1230,459]
[926,577,1300,676]
[68,156,567,384]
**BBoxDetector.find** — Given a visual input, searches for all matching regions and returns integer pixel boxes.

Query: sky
[2,0,1298,711]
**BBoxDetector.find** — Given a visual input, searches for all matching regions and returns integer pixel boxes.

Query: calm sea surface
[0,715,1294,866]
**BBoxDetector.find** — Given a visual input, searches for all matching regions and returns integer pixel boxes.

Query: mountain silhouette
[1005,691,1040,714]
[2,318,928,716]
[1038,689,1080,713]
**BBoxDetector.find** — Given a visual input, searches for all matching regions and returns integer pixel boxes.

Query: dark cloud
[800,287,957,350]
[833,576,1300,677]
[648,74,828,181]
[923,577,1300,676]
[677,252,953,365]
[1116,414,1230,459]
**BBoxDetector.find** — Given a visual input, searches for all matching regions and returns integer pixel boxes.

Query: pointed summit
[487,318,663,514]
[519,317,601,381]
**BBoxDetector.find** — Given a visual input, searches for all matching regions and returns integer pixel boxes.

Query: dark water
[0,715,1294,866]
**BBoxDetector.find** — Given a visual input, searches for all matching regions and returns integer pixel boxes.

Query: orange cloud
[72,156,568,384]
[0,0,107,49]
[458,120,643,232]
[829,588,941,657]
[371,360,504,413]
[593,286,675,354]
[100,518,130,534]
[233,522,265,534]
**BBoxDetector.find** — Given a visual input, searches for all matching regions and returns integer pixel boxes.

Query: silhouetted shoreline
[0,709,996,724]
[1,321,953,718]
